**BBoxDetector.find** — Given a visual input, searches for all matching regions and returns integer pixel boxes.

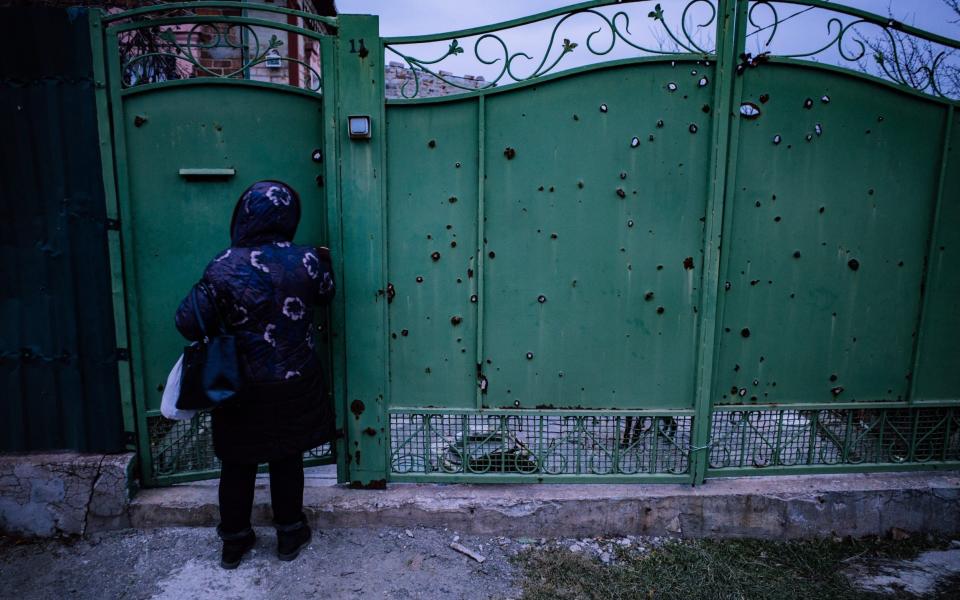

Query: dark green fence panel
[715,62,948,406]
[0,8,124,453]
[914,107,960,402]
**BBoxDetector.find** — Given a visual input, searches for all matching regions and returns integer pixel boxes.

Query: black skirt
[211,367,335,464]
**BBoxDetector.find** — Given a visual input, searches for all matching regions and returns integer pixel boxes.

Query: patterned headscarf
[229,180,301,247]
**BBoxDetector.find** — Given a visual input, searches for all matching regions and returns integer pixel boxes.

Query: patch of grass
[513,535,953,600]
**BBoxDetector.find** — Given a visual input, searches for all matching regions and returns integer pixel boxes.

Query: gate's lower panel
[389,410,694,482]
[145,414,333,485]
[707,405,960,476]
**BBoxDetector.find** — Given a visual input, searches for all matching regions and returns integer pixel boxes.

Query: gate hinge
[116,347,131,361]
[105,218,120,231]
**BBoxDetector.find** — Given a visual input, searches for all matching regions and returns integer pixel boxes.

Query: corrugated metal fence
[0,7,124,453]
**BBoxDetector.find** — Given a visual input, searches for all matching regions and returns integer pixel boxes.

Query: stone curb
[131,471,960,539]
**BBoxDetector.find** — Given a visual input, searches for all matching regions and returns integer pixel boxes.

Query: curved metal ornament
[385,0,718,99]
[120,21,323,92]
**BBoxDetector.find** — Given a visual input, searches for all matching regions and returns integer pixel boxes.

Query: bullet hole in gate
[599,103,609,112]
[549,186,555,192]
[537,294,547,304]
[416,276,423,283]
[470,294,477,303]
[689,123,699,134]
[739,102,761,119]
[644,291,655,301]
[573,114,579,120]
[451,241,457,248]
[627,220,634,228]
[538,185,544,191]
[503,147,516,159]
[428,139,436,148]
[759,93,770,103]
[803,98,813,109]
[616,188,626,198]
[667,82,678,92]
[526,352,534,360]
[431,251,441,261]
[772,134,782,145]
[741,327,751,338]
[656,264,664,271]
[350,399,365,418]
[750,280,759,286]
[702,104,711,114]
[868,188,875,195]
[656,119,665,128]
[848,258,860,271]
[724,281,731,290]
[577,180,584,188]
[451,315,462,326]
[774,216,782,222]
[467,268,474,278]
[448,195,458,204]
[630,136,640,148]
[815,123,823,136]
[829,374,838,382]
[752,379,759,386]
[831,386,844,396]
[488,251,496,259]
[455,161,461,168]
[550,233,558,239]
[819,206,825,214]
[805,133,813,142]
[620,171,627,180]
[698,77,709,87]
[793,250,802,259]
[649,134,655,141]
[683,257,695,270]
[821,94,831,104]
[401,329,409,337]
[656,306,665,314]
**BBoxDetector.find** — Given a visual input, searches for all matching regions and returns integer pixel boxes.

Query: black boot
[276,517,311,561]
[218,526,256,569]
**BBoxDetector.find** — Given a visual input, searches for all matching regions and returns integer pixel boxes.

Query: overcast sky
[335,0,958,84]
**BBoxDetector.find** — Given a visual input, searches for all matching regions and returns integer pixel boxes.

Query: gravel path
[0,526,521,600]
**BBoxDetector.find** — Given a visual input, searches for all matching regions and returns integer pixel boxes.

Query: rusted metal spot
[350,399,365,419]
[503,147,516,159]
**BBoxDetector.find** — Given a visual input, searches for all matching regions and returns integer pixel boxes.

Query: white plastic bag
[160,354,197,420]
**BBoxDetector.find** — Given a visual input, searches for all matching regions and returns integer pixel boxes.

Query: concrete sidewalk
[132,468,960,539]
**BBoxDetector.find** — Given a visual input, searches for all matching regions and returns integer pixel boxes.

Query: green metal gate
[95,1,960,487]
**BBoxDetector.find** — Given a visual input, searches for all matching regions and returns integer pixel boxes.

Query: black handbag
[176,282,244,410]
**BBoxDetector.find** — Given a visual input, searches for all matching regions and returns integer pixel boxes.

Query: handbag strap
[196,281,229,334]
[190,284,208,338]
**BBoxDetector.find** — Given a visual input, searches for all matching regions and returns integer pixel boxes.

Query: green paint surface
[120,84,328,413]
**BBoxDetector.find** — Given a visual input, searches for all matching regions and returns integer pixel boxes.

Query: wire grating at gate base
[148,414,333,483]
[389,406,960,481]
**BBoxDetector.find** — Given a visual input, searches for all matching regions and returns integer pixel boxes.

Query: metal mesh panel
[708,407,960,470]
[147,414,333,482]
[390,412,692,476]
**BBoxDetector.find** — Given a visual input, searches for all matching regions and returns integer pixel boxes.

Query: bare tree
[859,1,960,98]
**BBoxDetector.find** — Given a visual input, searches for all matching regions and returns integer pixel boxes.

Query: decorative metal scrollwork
[745,1,960,100]
[385,0,718,99]
[120,21,322,91]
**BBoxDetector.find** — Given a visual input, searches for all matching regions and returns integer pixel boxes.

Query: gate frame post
[691,0,748,485]
[333,14,390,487]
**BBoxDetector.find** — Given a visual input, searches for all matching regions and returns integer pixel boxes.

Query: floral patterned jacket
[175,180,335,384]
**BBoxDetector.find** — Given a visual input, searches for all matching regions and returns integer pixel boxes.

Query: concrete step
[130,469,960,539]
